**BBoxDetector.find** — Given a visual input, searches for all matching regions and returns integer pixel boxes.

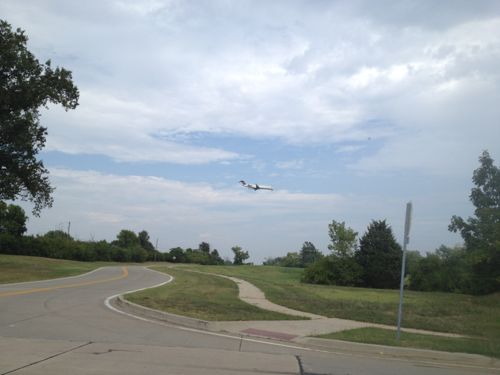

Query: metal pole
[396,202,412,341]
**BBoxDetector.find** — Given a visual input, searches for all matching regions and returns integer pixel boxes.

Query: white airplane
[239,180,274,191]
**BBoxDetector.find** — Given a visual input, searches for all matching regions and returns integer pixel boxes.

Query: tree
[410,246,471,293]
[43,229,72,241]
[328,220,358,257]
[0,20,79,214]
[210,249,224,265]
[300,241,323,266]
[232,245,249,265]
[278,252,303,267]
[199,241,210,254]
[138,230,155,252]
[0,201,27,236]
[113,229,140,249]
[168,247,186,263]
[302,221,361,286]
[449,150,500,294]
[356,220,402,289]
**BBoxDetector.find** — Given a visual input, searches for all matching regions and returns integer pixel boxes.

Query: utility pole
[396,202,412,341]
[67,221,71,237]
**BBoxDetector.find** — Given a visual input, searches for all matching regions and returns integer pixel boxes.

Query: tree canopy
[449,150,499,294]
[113,230,140,249]
[300,241,323,266]
[0,201,27,236]
[138,230,155,252]
[328,220,358,257]
[232,245,249,265]
[0,20,79,214]
[356,220,402,289]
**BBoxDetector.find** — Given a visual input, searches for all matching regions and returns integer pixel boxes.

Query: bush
[263,252,303,268]
[302,255,362,286]
[409,246,472,293]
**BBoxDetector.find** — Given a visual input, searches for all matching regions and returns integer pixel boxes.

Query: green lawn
[127,266,304,321]
[0,254,105,283]
[177,265,500,341]
[318,328,500,359]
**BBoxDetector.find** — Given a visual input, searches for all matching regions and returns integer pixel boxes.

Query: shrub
[302,255,362,286]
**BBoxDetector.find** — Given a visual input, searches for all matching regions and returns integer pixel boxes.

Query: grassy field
[127,266,304,321]
[318,328,500,359]
[177,265,500,341]
[0,254,105,283]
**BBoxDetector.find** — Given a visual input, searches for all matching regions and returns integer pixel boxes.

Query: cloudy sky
[2,0,499,262]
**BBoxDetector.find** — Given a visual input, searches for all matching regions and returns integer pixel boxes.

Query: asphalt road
[0,266,497,375]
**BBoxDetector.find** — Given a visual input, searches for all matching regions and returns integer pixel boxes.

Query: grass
[126,266,304,321]
[177,265,500,341]
[317,327,500,359]
[0,254,105,283]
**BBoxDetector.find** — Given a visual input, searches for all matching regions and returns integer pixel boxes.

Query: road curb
[114,295,212,330]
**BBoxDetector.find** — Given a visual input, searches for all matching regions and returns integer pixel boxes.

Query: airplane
[239,180,274,191]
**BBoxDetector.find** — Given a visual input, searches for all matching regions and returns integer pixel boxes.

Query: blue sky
[2,0,499,263]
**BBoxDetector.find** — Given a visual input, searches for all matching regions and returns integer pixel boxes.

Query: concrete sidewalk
[213,274,465,340]
[218,275,324,320]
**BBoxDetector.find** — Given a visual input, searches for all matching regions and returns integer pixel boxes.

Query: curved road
[0,266,496,375]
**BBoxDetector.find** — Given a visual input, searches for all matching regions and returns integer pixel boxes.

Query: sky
[2,0,499,263]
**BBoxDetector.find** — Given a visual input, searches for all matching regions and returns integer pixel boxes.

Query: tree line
[0,205,250,266]
[264,150,499,295]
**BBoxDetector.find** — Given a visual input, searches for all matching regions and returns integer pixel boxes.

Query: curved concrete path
[211,273,465,339]
[217,275,324,319]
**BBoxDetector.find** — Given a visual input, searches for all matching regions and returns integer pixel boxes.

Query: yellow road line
[0,267,128,298]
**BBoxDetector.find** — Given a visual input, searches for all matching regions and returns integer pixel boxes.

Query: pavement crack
[91,348,142,355]
[295,355,305,375]
[0,341,93,375]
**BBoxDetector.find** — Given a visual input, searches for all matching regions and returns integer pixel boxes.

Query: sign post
[396,201,412,341]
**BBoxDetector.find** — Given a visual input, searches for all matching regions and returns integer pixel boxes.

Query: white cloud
[2,0,497,170]
[43,91,239,164]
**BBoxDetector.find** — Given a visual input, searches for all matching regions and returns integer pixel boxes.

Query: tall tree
[138,230,155,251]
[210,249,224,265]
[449,150,500,294]
[0,201,27,236]
[300,241,322,266]
[356,220,402,289]
[199,241,210,254]
[113,229,140,249]
[328,220,358,257]
[0,20,79,214]
[232,245,249,265]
